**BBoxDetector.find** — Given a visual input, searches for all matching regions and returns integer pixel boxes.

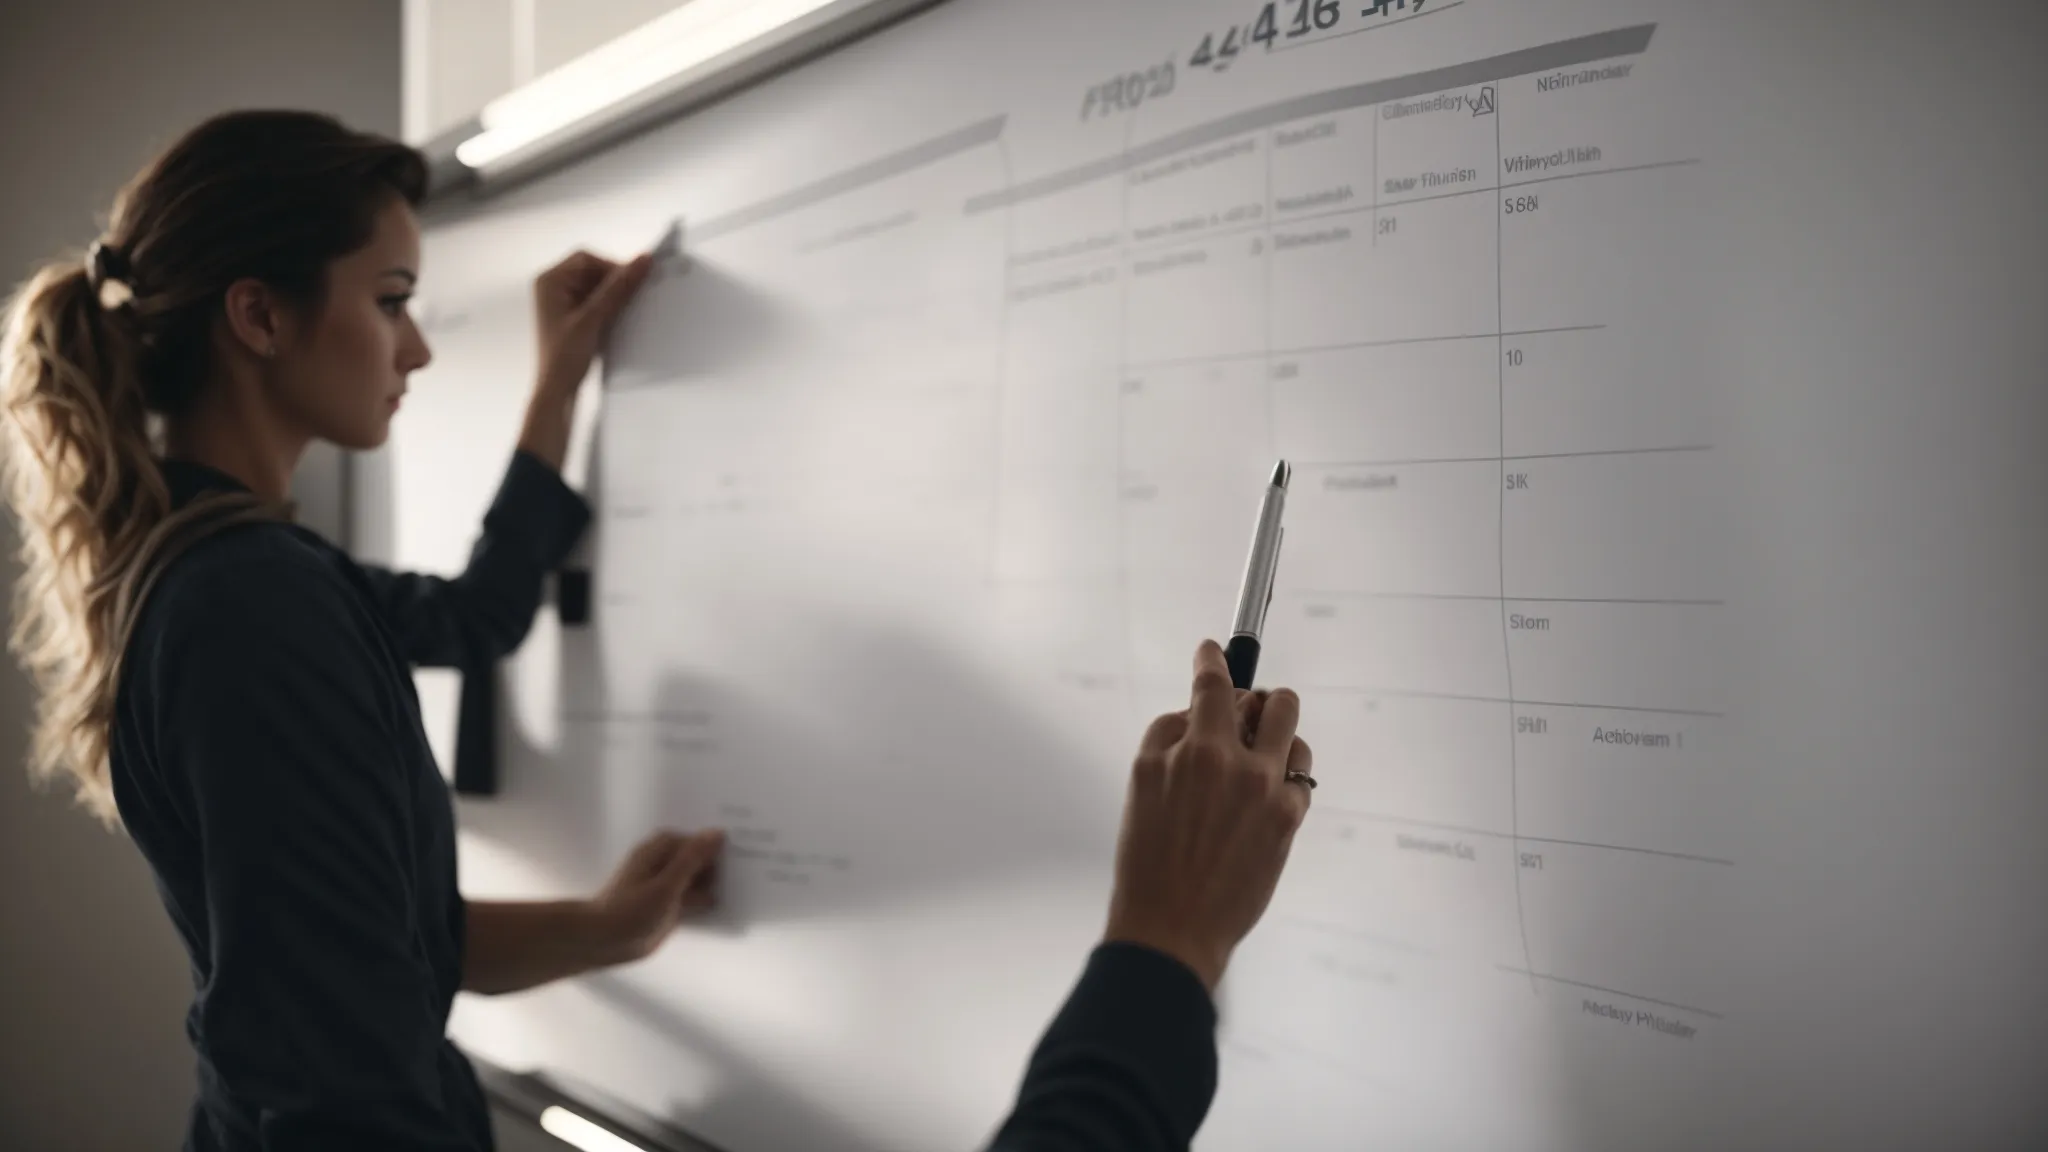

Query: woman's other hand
[586,828,724,965]
[1103,640,1314,992]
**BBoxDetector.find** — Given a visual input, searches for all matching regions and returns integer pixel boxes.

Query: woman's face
[273,197,433,450]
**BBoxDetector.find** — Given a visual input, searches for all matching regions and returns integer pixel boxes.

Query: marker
[1226,460,1290,690]
[648,217,685,274]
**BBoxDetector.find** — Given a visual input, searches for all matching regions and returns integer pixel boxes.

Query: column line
[1494,90,1538,994]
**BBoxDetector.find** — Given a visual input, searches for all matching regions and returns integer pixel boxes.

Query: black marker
[1226,460,1290,690]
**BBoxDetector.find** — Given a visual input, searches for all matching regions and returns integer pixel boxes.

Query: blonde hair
[0,261,277,824]
[0,110,426,825]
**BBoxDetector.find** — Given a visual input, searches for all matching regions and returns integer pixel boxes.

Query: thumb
[575,252,653,331]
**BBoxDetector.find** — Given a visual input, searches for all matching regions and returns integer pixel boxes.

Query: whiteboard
[373,1,2048,1149]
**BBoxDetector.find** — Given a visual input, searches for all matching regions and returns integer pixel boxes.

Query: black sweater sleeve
[355,450,592,668]
[984,943,1220,1152]
[151,550,477,1151]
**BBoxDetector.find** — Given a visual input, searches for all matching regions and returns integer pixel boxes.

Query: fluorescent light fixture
[454,0,854,172]
[538,1105,651,1152]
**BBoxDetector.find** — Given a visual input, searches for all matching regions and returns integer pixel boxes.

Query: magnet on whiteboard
[557,568,592,626]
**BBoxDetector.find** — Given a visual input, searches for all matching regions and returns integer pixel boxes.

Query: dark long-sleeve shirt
[111,451,590,1152]
[986,942,1220,1151]
[109,450,1221,1152]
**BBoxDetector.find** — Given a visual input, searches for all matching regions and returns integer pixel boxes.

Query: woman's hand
[586,828,725,965]
[1103,640,1314,992]
[461,828,722,996]
[532,249,653,398]
[517,247,655,469]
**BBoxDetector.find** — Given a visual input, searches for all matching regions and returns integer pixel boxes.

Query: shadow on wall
[431,247,1126,1150]
[460,602,1119,932]
[430,246,805,885]
[454,242,1124,924]
[448,572,1114,1152]
[603,252,796,391]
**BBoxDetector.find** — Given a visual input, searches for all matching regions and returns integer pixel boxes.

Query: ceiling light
[454,0,870,173]
[538,1104,651,1152]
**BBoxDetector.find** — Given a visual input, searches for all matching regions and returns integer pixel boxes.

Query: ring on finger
[1284,769,1316,790]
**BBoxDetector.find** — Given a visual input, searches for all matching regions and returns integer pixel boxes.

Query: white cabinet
[403,0,692,143]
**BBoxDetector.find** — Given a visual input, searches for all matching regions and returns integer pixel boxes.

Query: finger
[1188,639,1238,736]
[679,869,720,906]
[659,828,726,891]
[687,858,719,892]
[682,861,719,903]
[676,857,718,905]
[540,250,606,292]
[1252,688,1301,760]
[625,830,685,878]
[1236,689,1267,746]
[577,252,653,329]
[1276,737,1314,825]
[1138,709,1190,755]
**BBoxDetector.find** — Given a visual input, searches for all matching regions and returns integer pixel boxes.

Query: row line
[565,686,1726,725]
[1289,443,1712,468]
[1271,917,1725,1020]
[592,439,1715,523]
[1501,967,1725,1020]
[1285,591,1724,607]
[1007,156,1701,278]
[1303,686,1724,719]
[1114,157,1704,265]
[1318,807,1737,867]
[1122,323,1604,370]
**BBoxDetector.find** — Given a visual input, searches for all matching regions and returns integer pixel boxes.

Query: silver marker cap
[1231,460,1290,638]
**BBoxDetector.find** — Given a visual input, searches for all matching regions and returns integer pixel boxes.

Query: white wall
[0,3,399,1145]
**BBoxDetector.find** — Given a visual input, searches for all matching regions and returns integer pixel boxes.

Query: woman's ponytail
[0,110,426,827]
[0,253,175,823]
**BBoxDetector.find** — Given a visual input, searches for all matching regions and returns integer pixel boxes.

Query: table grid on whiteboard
[972,22,1728,1028]
[581,14,1736,1117]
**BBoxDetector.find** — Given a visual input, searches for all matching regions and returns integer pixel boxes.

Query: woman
[0,110,1315,1152]
[0,109,725,1150]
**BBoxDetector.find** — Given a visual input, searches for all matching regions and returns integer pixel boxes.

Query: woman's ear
[221,277,286,359]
